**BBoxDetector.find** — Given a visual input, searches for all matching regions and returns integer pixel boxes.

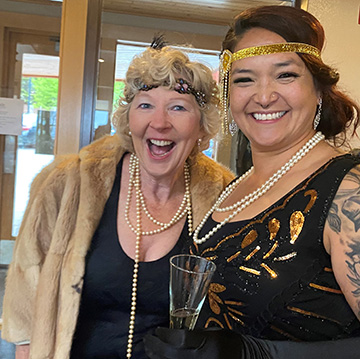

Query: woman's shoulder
[31,135,125,197]
[190,152,235,184]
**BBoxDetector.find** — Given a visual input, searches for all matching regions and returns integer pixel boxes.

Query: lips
[252,111,286,121]
[148,139,175,157]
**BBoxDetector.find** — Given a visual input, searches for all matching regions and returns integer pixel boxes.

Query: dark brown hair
[222,5,359,145]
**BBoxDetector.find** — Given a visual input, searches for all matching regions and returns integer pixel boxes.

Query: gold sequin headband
[219,42,322,134]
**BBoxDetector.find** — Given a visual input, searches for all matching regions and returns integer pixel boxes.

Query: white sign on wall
[0,97,24,136]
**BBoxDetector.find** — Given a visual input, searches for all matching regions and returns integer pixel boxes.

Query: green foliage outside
[113,80,125,113]
[21,77,32,105]
[21,77,123,113]
[21,77,59,111]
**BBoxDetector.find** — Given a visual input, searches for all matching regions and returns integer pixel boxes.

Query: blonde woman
[2,39,233,359]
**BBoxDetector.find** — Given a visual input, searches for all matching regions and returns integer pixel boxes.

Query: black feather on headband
[150,34,167,50]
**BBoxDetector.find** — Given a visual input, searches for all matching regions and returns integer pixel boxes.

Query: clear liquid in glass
[170,308,199,330]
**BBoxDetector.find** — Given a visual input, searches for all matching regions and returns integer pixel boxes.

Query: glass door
[0,29,59,264]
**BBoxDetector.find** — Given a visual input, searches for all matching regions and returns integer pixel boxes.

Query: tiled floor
[1,240,16,358]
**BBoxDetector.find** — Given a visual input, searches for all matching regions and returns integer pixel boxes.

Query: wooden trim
[0,29,17,240]
[56,0,103,154]
[80,0,103,148]
[55,0,87,155]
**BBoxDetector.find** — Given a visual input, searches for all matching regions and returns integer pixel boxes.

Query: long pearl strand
[125,154,192,235]
[125,153,192,358]
[126,176,141,359]
[193,131,325,245]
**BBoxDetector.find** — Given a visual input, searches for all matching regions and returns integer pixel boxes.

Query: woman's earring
[228,109,238,136]
[313,98,322,130]
[129,131,132,136]
[197,138,202,149]
[229,120,238,136]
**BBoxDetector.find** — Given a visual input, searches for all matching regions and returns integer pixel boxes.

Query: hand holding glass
[169,254,216,330]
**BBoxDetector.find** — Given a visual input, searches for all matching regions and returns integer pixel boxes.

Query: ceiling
[12,0,299,25]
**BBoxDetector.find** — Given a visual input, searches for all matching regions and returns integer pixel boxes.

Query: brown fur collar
[2,135,233,358]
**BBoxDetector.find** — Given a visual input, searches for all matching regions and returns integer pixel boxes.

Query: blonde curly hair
[112,45,220,157]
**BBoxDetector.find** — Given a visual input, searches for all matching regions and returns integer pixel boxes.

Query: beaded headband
[219,42,322,134]
[136,78,207,108]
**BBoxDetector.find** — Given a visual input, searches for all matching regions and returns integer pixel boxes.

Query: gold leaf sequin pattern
[224,300,244,306]
[245,246,261,261]
[228,307,245,317]
[274,252,297,261]
[205,255,217,261]
[261,263,278,279]
[304,189,317,213]
[241,229,258,248]
[208,283,226,315]
[205,317,224,329]
[290,211,304,244]
[239,266,261,276]
[223,314,233,329]
[228,312,244,326]
[309,283,342,294]
[268,218,280,241]
[287,306,342,325]
[263,241,279,259]
[227,251,241,263]
[209,293,222,315]
[210,283,226,293]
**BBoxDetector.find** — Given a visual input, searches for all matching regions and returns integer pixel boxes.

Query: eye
[278,72,299,80]
[232,77,253,86]
[172,105,186,111]
[138,103,152,109]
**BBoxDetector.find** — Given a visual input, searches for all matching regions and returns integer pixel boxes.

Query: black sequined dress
[193,155,360,341]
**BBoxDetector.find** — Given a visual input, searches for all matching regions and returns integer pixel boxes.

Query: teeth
[150,139,173,146]
[253,111,286,121]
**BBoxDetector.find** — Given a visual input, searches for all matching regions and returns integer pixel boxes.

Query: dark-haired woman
[145,6,360,358]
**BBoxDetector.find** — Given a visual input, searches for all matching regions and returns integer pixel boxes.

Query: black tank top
[71,156,190,358]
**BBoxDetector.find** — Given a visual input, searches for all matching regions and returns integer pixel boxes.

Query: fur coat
[1,134,234,359]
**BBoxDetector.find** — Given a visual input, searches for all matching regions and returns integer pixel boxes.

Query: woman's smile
[147,138,175,158]
[252,111,287,121]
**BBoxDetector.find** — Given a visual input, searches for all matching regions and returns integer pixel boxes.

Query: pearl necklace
[125,154,192,235]
[193,132,325,245]
[126,153,192,358]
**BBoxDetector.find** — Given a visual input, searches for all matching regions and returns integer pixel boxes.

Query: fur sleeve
[1,154,80,343]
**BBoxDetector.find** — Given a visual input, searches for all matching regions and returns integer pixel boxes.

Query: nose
[149,108,172,131]
[253,80,278,108]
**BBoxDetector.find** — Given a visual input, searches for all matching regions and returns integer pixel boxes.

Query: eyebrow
[273,60,299,68]
[231,68,253,75]
[232,59,301,75]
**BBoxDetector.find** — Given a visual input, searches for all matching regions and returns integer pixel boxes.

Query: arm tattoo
[328,167,360,316]
[328,202,341,234]
[346,242,360,316]
[342,196,360,232]
[346,242,360,297]
[328,167,360,234]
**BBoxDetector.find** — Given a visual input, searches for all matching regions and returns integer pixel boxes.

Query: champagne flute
[169,254,216,330]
